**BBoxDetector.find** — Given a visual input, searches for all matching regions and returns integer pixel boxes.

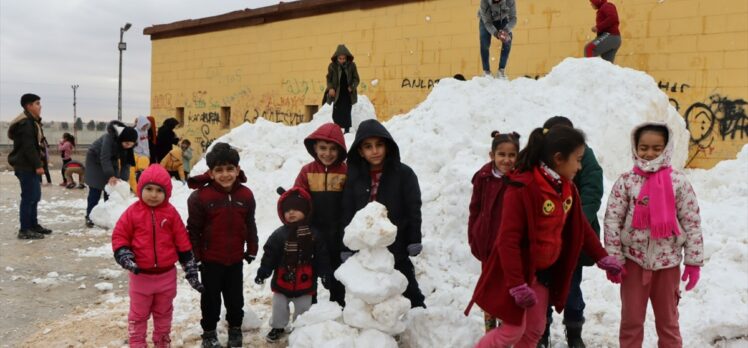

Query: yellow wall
[149,0,748,168]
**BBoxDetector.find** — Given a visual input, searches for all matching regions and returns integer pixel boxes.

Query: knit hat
[20,93,40,107]
[281,192,311,216]
[116,125,138,143]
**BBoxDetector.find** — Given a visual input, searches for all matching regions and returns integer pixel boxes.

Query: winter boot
[18,229,44,240]
[265,328,284,343]
[201,330,221,348]
[32,224,52,234]
[227,327,242,347]
[85,217,94,228]
[496,69,507,79]
[565,322,586,348]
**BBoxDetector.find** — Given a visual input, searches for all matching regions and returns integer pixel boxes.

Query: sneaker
[66,182,76,189]
[265,328,285,343]
[31,225,52,235]
[18,229,45,240]
[496,69,507,79]
[77,183,86,189]
[85,217,94,228]
[483,70,492,77]
[227,327,242,347]
[200,330,221,348]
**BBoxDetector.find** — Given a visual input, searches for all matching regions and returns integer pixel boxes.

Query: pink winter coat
[112,164,192,273]
[604,123,704,271]
[58,140,74,160]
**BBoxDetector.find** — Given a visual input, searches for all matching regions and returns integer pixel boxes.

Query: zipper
[324,166,329,192]
[226,193,232,264]
[150,209,158,268]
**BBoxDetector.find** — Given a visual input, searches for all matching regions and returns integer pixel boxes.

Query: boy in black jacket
[341,119,426,308]
[255,187,331,343]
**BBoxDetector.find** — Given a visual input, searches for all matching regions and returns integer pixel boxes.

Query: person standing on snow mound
[255,187,332,343]
[466,125,623,347]
[8,93,53,239]
[341,119,426,308]
[153,117,180,163]
[478,0,517,79]
[604,123,703,348]
[539,116,604,348]
[111,164,204,348]
[584,0,622,63]
[84,120,137,228]
[186,142,258,348]
[294,122,348,307]
[326,44,360,134]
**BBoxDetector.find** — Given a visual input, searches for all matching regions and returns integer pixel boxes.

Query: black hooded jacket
[341,119,422,259]
[153,118,180,162]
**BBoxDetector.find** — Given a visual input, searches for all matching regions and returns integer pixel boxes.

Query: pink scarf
[632,166,680,239]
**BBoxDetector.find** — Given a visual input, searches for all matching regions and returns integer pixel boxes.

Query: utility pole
[71,84,79,140]
[117,22,132,121]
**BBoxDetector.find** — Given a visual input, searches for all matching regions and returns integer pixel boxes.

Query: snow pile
[89,180,136,229]
[84,58,747,347]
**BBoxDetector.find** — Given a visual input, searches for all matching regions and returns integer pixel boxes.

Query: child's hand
[243,252,255,265]
[591,26,597,33]
[407,243,423,257]
[596,255,623,275]
[509,284,537,308]
[328,89,336,98]
[108,177,119,186]
[114,247,140,274]
[348,87,352,93]
[182,258,204,292]
[606,265,627,284]
[255,267,272,285]
[681,265,701,291]
[340,251,354,263]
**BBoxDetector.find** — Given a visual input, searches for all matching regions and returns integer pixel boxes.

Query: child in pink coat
[111,164,204,348]
[604,122,704,347]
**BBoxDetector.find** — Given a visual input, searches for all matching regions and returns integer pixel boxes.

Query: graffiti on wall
[188,111,220,125]
[401,78,440,89]
[242,94,306,125]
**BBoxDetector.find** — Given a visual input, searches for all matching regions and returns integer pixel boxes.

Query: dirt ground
[0,159,284,347]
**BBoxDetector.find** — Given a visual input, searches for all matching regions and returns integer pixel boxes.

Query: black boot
[565,322,586,348]
[201,330,221,348]
[265,328,284,343]
[537,319,551,348]
[227,327,242,347]
[31,224,52,234]
[18,229,44,240]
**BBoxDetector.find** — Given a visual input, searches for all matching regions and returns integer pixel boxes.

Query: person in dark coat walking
[326,44,360,133]
[153,117,180,163]
[7,93,52,239]
[341,119,425,308]
[84,120,137,227]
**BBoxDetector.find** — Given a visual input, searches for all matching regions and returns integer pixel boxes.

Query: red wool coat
[466,169,608,326]
[467,162,512,262]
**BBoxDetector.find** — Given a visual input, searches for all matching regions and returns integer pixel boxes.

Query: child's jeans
[128,267,177,348]
[620,262,682,348]
[270,293,313,329]
[475,282,549,348]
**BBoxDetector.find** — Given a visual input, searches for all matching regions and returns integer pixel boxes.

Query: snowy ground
[4,58,747,347]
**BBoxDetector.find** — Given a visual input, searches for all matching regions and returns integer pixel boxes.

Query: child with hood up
[604,122,703,347]
[326,44,360,134]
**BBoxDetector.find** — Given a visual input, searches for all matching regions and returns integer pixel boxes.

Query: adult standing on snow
[326,44,360,134]
[584,0,622,63]
[8,93,53,239]
[153,117,180,163]
[478,0,517,79]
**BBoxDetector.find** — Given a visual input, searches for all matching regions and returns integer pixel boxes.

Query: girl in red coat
[467,126,623,348]
[111,164,204,348]
[467,131,520,332]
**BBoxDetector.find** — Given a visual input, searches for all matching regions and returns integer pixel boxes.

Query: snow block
[343,203,397,250]
[288,320,358,348]
[354,329,397,348]
[335,255,407,303]
[294,301,343,328]
[343,296,410,335]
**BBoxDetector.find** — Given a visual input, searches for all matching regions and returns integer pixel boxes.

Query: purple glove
[681,265,700,291]
[597,255,623,275]
[508,284,537,308]
[606,265,627,284]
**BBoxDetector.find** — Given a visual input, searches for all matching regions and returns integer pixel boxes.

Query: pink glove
[606,265,627,284]
[681,265,700,291]
[509,284,537,308]
[597,255,623,275]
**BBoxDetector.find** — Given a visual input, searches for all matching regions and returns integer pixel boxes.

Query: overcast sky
[0,0,296,122]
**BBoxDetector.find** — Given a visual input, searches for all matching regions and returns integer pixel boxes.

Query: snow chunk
[354,329,397,348]
[288,320,358,348]
[343,203,397,250]
[94,282,113,292]
[294,301,343,328]
[334,254,407,304]
[402,307,483,348]
[343,296,410,335]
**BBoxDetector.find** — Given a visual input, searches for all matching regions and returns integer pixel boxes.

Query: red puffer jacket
[186,170,258,265]
[111,164,192,273]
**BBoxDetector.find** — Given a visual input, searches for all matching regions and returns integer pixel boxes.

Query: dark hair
[634,125,669,147]
[490,130,520,152]
[181,139,191,146]
[162,117,179,129]
[543,115,574,129]
[63,132,76,146]
[515,126,586,172]
[206,142,239,169]
[20,93,40,108]
[453,74,466,81]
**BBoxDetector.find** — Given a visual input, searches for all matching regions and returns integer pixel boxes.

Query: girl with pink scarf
[604,122,704,347]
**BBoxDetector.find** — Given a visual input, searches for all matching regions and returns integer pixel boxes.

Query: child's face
[141,184,166,207]
[121,141,135,149]
[337,55,347,64]
[314,140,340,166]
[636,131,666,161]
[209,164,240,190]
[25,100,42,117]
[358,137,387,170]
[553,145,585,181]
[284,209,305,223]
[490,142,518,174]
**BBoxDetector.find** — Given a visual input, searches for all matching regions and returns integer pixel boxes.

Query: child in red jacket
[585,0,621,63]
[467,126,622,348]
[111,164,203,348]
[467,130,520,332]
[186,143,258,348]
[294,122,348,306]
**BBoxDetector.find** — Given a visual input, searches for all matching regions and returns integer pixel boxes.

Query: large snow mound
[92,59,747,347]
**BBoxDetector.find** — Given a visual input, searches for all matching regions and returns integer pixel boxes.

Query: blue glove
[407,243,423,257]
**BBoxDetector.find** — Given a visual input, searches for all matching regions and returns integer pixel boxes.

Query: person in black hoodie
[341,119,425,308]
[153,117,180,163]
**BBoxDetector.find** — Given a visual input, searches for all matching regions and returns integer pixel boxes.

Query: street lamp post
[117,22,132,121]
[71,84,79,140]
